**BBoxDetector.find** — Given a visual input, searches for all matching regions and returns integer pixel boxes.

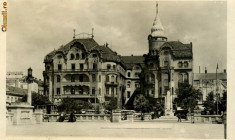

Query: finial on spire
[156,1,158,15]
[92,28,94,38]
[73,29,76,39]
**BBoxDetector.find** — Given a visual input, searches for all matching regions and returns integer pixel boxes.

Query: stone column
[27,82,32,105]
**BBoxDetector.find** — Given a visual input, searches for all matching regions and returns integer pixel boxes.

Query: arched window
[99,88,101,95]
[127,72,131,77]
[92,74,96,82]
[151,74,155,82]
[76,53,79,60]
[127,81,131,88]
[107,64,111,70]
[184,73,188,83]
[70,53,75,60]
[71,87,75,94]
[113,65,116,70]
[179,74,183,83]
[81,53,85,59]
[106,75,109,82]
[71,75,75,82]
[93,63,97,70]
[111,75,114,82]
[57,75,61,82]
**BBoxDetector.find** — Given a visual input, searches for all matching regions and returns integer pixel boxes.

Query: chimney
[224,69,226,73]
[205,67,207,74]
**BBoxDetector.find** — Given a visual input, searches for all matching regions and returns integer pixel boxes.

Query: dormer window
[164,60,169,67]
[70,53,75,60]
[184,61,188,67]
[178,61,183,68]
[92,54,97,58]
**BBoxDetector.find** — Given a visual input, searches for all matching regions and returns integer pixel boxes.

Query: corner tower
[148,2,167,55]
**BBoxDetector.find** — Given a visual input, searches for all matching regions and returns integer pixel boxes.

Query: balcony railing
[61,81,90,86]
[54,94,101,99]
[105,81,118,86]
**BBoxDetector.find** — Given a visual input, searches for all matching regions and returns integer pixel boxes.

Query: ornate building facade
[43,3,193,110]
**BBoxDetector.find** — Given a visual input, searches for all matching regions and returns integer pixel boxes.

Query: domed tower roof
[151,2,166,38]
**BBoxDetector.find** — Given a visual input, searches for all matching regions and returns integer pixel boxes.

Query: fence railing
[43,114,111,122]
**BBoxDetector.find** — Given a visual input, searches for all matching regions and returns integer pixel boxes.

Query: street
[6,120,224,139]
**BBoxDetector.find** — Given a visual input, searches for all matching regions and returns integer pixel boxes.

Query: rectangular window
[80,64,84,70]
[106,87,109,95]
[57,88,60,95]
[58,64,62,71]
[92,74,96,82]
[92,88,95,95]
[127,91,131,98]
[71,64,75,70]
[99,75,101,82]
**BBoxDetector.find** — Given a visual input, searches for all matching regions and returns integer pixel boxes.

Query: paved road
[6,121,224,139]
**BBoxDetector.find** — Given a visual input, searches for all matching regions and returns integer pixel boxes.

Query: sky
[6,0,227,80]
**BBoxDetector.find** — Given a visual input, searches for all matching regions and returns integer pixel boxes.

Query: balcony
[105,81,118,86]
[62,81,90,86]
[54,94,101,99]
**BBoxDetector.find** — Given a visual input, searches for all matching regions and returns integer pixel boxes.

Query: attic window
[178,62,183,68]
[57,55,62,59]
[70,54,75,60]
[92,54,97,58]
[184,61,188,67]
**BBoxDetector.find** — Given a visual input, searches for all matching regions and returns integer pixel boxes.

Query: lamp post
[216,63,219,115]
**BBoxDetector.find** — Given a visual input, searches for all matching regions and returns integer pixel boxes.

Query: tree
[175,83,202,114]
[57,98,93,113]
[21,92,51,107]
[218,91,227,114]
[134,94,151,120]
[203,92,216,114]
[104,97,117,111]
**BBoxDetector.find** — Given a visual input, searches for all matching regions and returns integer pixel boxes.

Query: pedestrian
[58,112,65,122]
[177,112,181,122]
[68,111,76,122]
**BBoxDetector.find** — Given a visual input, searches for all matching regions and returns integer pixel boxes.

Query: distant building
[6,85,27,105]
[193,70,227,104]
[6,71,40,93]
[43,2,193,112]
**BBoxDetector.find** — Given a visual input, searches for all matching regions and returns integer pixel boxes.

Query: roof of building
[160,41,192,58]
[6,85,27,96]
[121,56,145,69]
[194,73,227,80]
[44,39,122,63]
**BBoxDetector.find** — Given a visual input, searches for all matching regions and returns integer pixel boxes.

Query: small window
[70,54,75,60]
[92,74,96,82]
[178,62,183,67]
[127,72,131,77]
[93,63,97,70]
[71,64,75,70]
[71,87,75,94]
[76,53,80,60]
[113,65,116,70]
[127,81,131,88]
[127,91,131,98]
[57,75,61,82]
[92,88,95,95]
[106,75,109,82]
[80,64,84,70]
[107,64,111,70]
[184,61,188,67]
[164,60,169,67]
[81,53,85,59]
[58,64,62,71]
[56,88,60,95]
[92,54,97,58]
[106,87,109,95]
[99,75,101,82]
[71,75,75,82]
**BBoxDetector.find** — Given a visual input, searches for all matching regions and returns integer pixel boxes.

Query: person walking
[177,112,181,122]
[68,111,76,122]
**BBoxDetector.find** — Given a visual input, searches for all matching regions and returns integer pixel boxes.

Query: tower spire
[156,1,158,16]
